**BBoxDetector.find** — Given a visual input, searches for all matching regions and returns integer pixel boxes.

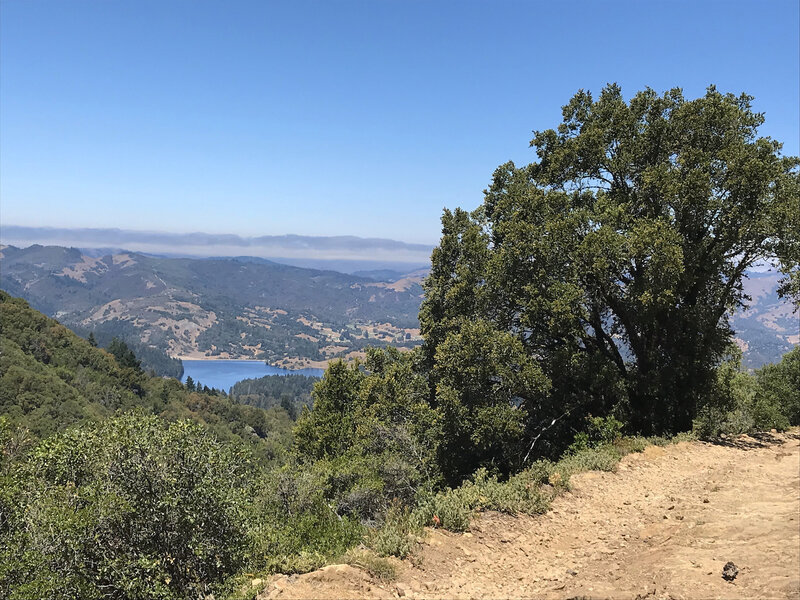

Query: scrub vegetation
[1,86,798,599]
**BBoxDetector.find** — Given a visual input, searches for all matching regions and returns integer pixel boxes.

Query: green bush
[412,489,473,533]
[755,347,799,426]
[246,465,365,574]
[614,435,650,454]
[695,349,797,438]
[247,503,363,574]
[555,444,622,480]
[751,395,790,431]
[456,467,552,515]
[3,414,255,600]
[567,415,625,454]
[408,461,555,536]
[369,504,419,558]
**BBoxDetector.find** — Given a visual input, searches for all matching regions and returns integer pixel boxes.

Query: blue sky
[2,0,798,245]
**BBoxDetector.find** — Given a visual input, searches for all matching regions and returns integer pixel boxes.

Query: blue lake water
[181,360,324,393]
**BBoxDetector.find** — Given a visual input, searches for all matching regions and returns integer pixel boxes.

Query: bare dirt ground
[258,431,800,600]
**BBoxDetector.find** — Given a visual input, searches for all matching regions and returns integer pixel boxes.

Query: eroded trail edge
[259,432,800,600]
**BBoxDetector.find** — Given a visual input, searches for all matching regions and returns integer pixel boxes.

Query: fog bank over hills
[0,225,433,273]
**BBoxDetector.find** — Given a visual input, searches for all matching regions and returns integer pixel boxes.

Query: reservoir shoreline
[180,358,324,393]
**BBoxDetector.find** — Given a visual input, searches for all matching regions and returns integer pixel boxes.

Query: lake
[181,359,324,393]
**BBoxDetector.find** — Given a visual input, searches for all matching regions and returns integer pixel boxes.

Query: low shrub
[406,461,556,536]
[246,466,365,574]
[340,548,398,581]
[555,443,622,480]
[412,488,473,533]
[614,435,649,454]
[567,415,624,454]
[369,503,419,558]
[3,414,255,600]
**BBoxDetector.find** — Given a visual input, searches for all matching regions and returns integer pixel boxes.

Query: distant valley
[731,272,799,368]
[0,245,426,371]
[0,244,796,372]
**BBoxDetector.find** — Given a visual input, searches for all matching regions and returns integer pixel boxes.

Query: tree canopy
[421,85,799,438]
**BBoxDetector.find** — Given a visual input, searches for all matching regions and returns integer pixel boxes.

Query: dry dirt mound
[257,432,800,600]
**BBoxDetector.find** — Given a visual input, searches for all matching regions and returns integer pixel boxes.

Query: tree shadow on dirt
[707,431,794,451]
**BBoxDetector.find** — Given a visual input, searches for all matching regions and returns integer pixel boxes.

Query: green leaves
[423,84,799,443]
[293,360,363,461]
[3,414,255,599]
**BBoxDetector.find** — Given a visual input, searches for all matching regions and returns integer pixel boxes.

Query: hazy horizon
[2,1,797,244]
[0,224,434,271]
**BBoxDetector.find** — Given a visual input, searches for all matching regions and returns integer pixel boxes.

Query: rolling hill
[0,290,293,457]
[1,244,794,371]
[731,271,799,368]
[0,245,425,369]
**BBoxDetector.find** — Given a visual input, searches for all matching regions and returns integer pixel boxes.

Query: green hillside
[0,291,293,459]
[230,373,318,418]
[2,245,793,371]
[0,245,424,370]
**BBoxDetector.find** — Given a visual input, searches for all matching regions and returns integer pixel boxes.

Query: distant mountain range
[0,245,426,370]
[0,225,433,273]
[0,244,795,371]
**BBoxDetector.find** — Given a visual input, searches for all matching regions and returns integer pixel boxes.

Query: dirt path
[258,432,800,600]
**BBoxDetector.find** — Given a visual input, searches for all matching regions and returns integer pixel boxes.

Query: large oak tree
[421,85,799,439]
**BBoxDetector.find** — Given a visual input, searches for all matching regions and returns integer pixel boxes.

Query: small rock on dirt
[566,568,578,576]
[722,561,739,582]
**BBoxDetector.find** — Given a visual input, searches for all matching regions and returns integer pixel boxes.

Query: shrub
[412,489,473,533]
[755,347,800,426]
[614,435,649,454]
[695,349,797,438]
[369,504,419,558]
[751,395,790,431]
[3,414,255,600]
[567,415,625,454]
[247,465,364,574]
[454,467,552,515]
[341,548,397,581]
[555,444,622,480]
[408,461,555,536]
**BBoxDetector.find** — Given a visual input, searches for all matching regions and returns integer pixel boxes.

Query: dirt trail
[258,432,800,600]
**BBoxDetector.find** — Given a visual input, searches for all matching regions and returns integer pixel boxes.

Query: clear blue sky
[2,0,798,244]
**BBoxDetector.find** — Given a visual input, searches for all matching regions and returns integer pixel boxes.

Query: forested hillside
[1,243,792,371]
[231,373,318,418]
[0,246,424,370]
[0,291,294,458]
